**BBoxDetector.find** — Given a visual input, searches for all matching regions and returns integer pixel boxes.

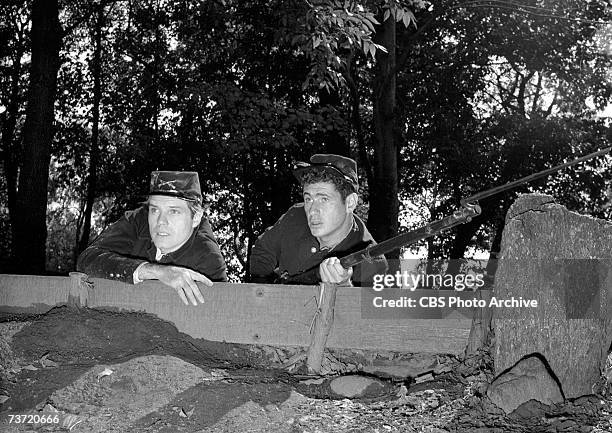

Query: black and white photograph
[1,0,612,431]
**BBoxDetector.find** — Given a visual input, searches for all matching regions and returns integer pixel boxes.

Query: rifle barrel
[339,205,480,268]
[462,147,611,204]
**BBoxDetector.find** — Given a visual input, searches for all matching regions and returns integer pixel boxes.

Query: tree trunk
[77,5,104,256]
[269,150,292,223]
[445,219,482,276]
[1,44,25,241]
[318,89,350,156]
[368,15,399,261]
[345,56,374,193]
[12,0,62,274]
[242,155,254,279]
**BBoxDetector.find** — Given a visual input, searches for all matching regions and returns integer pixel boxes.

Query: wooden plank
[331,287,471,353]
[0,274,71,313]
[0,274,472,354]
[87,278,321,348]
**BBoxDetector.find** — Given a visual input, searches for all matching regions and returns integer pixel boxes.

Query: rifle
[279,146,610,283]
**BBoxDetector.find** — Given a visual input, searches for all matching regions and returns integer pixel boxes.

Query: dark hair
[144,198,203,218]
[300,168,355,201]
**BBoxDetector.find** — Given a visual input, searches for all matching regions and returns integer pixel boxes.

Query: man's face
[147,195,201,254]
[303,182,354,245]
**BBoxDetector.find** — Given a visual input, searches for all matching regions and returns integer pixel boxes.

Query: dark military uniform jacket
[249,204,387,286]
[77,206,227,283]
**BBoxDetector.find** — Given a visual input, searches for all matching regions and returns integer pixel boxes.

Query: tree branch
[545,90,558,116]
[396,9,442,73]
[531,71,543,114]
[517,70,535,116]
[456,0,610,25]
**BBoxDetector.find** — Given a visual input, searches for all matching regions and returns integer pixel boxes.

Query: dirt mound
[9,306,256,369]
[0,306,609,432]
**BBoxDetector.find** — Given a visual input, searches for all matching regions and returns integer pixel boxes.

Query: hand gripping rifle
[279,147,610,283]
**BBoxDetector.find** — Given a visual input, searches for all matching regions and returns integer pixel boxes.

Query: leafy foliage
[1,0,611,275]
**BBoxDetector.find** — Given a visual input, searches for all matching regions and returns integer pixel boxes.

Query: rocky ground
[0,306,610,432]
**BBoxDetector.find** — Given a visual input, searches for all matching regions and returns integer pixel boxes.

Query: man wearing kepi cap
[249,154,387,286]
[77,171,227,305]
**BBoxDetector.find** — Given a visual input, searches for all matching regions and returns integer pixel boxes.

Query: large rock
[329,375,385,398]
[493,193,612,398]
[486,355,564,413]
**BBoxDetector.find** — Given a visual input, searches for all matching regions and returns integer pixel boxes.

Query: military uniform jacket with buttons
[77,206,228,283]
[249,204,388,286]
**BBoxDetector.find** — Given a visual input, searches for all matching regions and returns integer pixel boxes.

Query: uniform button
[311,247,317,253]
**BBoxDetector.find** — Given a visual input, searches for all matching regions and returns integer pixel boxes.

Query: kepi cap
[293,154,358,192]
[149,171,202,203]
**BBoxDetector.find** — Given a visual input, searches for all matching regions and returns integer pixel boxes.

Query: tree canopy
[1,0,611,278]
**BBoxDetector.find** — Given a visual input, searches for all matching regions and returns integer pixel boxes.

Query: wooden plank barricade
[0,274,473,363]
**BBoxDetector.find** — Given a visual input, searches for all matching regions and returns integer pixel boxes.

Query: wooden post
[306,282,338,374]
[465,288,493,356]
[68,272,91,307]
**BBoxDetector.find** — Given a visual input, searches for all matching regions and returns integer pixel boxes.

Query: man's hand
[137,263,212,305]
[319,257,353,286]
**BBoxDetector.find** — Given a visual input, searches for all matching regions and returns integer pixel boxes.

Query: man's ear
[345,193,358,213]
[192,210,203,228]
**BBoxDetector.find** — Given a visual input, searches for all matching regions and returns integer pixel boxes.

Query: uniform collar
[319,216,358,252]
[148,225,199,262]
